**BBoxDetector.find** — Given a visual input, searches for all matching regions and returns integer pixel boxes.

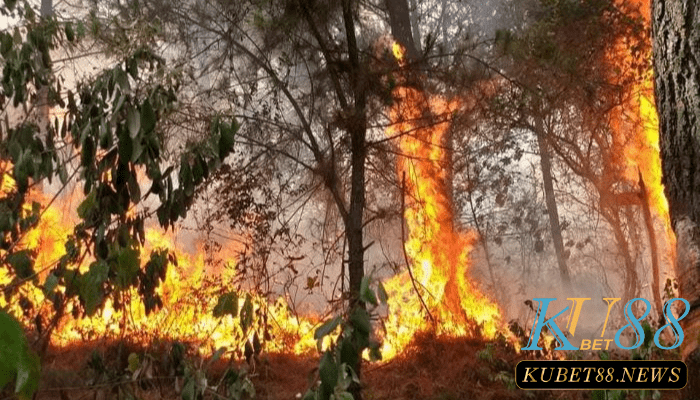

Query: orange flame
[0,166,321,356]
[381,43,501,359]
[609,0,674,245]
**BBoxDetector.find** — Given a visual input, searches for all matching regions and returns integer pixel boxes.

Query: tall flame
[381,44,500,359]
[611,0,672,241]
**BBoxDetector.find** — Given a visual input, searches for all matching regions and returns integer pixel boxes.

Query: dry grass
[20,333,683,400]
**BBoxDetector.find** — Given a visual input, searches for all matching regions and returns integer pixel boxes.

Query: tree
[652,0,700,396]
[0,0,236,375]
[481,0,668,316]
[103,1,400,397]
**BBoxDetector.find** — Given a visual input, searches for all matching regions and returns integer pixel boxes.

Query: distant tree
[485,0,658,309]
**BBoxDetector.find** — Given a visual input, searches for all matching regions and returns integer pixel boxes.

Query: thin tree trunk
[342,1,367,398]
[408,0,421,54]
[638,171,664,323]
[653,0,700,396]
[534,114,572,290]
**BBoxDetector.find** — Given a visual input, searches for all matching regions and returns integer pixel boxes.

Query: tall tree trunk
[342,1,367,399]
[40,0,52,16]
[386,0,420,60]
[653,0,700,397]
[534,114,572,290]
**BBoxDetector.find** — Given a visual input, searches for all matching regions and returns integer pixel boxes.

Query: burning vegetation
[0,0,686,399]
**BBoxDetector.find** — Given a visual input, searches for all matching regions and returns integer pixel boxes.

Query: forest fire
[612,0,672,239]
[0,0,669,378]
[0,43,503,365]
[381,44,501,359]
[0,171,321,356]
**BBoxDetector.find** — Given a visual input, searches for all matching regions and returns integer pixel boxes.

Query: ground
[12,331,684,400]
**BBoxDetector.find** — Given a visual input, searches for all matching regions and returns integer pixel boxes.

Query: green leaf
[182,378,195,400]
[8,251,34,279]
[0,32,12,57]
[81,261,109,316]
[127,353,140,373]
[218,119,236,160]
[4,0,17,11]
[377,281,388,305]
[118,128,133,161]
[334,392,353,400]
[359,276,377,306]
[116,246,140,288]
[318,351,338,398]
[206,347,227,370]
[77,190,96,219]
[0,311,40,399]
[239,295,254,333]
[44,273,58,294]
[314,316,341,340]
[128,172,141,204]
[179,161,193,197]
[140,99,156,135]
[127,105,140,138]
[127,57,138,79]
[64,22,75,42]
[213,292,238,318]
[349,307,371,336]
[113,68,129,91]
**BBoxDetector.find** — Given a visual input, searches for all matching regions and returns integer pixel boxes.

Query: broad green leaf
[118,129,133,161]
[0,32,12,56]
[140,99,156,135]
[43,273,58,294]
[338,340,358,377]
[213,292,238,318]
[359,276,377,306]
[314,316,341,340]
[128,173,141,204]
[179,161,193,197]
[81,261,109,316]
[8,251,34,279]
[0,311,40,399]
[114,68,129,91]
[349,307,371,336]
[127,106,140,138]
[77,190,96,219]
[319,351,338,399]
[131,138,143,163]
[116,246,140,288]
[303,390,317,400]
